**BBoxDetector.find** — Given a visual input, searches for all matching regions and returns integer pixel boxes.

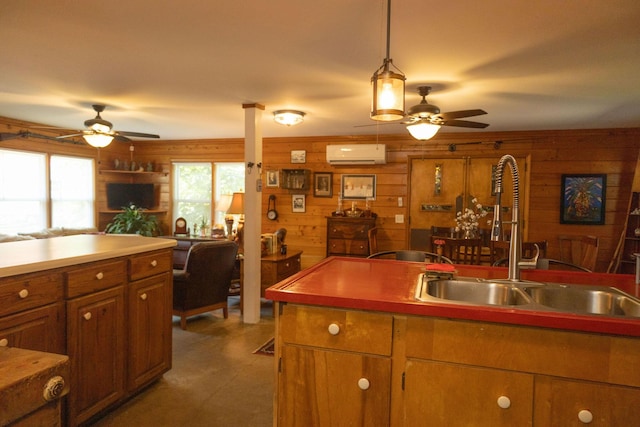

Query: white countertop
[0,235,177,278]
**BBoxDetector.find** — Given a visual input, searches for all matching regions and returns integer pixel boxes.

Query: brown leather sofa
[172,240,239,329]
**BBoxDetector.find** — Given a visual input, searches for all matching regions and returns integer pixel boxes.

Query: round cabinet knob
[357,378,370,390]
[95,272,104,280]
[150,260,158,267]
[285,262,290,267]
[578,409,593,424]
[43,376,65,401]
[497,395,511,409]
[18,289,29,299]
[327,323,340,335]
[0,338,8,347]
[83,312,92,321]
[140,293,148,301]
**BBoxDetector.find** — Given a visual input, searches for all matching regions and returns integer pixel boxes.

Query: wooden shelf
[99,170,167,176]
[99,209,167,214]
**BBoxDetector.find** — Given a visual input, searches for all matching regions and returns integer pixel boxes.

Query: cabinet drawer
[280,305,393,356]
[327,222,370,239]
[348,239,369,255]
[129,249,172,281]
[66,260,127,298]
[327,239,347,255]
[276,256,300,281]
[0,272,63,317]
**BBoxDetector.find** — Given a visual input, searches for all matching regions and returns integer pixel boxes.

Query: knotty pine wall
[1,116,638,272]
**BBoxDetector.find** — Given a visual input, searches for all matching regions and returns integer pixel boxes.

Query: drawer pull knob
[327,323,340,335]
[18,289,29,299]
[285,262,290,267]
[96,272,104,280]
[0,338,8,347]
[357,378,370,390]
[43,376,66,401]
[578,409,593,424]
[497,395,511,409]
[83,312,92,321]
[140,293,148,301]
[150,260,158,267]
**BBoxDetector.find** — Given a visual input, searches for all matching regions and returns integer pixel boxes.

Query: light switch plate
[395,214,404,223]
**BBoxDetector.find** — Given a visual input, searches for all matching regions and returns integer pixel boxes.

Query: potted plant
[105,204,161,237]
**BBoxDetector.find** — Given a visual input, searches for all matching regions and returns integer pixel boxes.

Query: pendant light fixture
[370,0,405,121]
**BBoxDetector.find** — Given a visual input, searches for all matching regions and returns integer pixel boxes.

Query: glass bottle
[334,197,344,216]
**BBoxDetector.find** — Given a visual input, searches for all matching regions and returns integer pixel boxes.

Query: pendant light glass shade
[406,120,441,140]
[370,0,405,122]
[83,132,114,148]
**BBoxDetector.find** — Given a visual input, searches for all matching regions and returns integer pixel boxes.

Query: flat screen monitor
[106,183,155,210]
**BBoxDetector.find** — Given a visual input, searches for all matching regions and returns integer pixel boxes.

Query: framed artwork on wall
[313,172,332,197]
[292,194,306,213]
[290,150,306,164]
[341,174,376,200]
[560,174,606,225]
[266,170,279,187]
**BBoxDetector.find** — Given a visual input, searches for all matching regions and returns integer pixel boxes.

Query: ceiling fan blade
[440,119,489,129]
[114,134,132,142]
[353,122,402,128]
[56,133,84,139]
[117,130,160,139]
[437,109,487,120]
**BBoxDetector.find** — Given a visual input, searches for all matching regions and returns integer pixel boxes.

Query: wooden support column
[242,103,264,324]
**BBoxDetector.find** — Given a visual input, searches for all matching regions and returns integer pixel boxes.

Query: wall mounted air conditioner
[326,144,387,165]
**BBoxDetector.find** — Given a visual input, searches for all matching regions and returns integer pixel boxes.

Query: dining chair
[558,235,599,272]
[490,240,547,265]
[431,236,483,265]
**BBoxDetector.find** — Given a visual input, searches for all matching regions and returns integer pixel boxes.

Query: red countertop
[265,256,640,337]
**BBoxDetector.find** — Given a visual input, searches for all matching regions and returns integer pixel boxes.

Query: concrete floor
[90,297,275,427]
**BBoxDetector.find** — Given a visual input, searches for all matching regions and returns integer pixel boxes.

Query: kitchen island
[0,234,176,426]
[266,256,640,426]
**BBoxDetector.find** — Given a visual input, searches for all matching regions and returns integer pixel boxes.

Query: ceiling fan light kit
[83,132,114,148]
[370,0,405,122]
[406,120,441,141]
[273,110,305,126]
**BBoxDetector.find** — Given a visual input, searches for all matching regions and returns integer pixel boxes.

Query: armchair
[173,240,238,329]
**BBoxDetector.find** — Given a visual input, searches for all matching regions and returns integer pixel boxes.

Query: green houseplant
[105,204,161,237]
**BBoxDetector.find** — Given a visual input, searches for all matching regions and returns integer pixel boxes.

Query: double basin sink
[415,275,640,318]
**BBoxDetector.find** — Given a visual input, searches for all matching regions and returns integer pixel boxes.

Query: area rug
[253,337,275,356]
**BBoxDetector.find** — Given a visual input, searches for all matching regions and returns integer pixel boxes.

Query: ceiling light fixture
[370,0,405,122]
[83,132,114,148]
[406,120,441,141]
[273,110,305,126]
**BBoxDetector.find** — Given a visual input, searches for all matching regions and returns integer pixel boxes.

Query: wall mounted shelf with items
[99,170,168,176]
[281,169,311,192]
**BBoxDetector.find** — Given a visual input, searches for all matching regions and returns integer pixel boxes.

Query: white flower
[455,200,489,234]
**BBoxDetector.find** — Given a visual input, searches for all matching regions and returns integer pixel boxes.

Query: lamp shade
[370,67,405,121]
[215,194,233,212]
[227,192,245,215]
[273,110,305,126]
[406,120,441,141]
[83,132,114,148]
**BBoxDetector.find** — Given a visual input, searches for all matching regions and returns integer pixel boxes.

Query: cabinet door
[0,302,65,354]
[127,272,172,391]
[534,376,640,426]
[403,359,534,427]
[278,345,391,427]
[66,286,125,426]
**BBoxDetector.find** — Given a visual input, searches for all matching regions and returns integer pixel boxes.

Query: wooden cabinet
[0,270,65,354]
[261,250,302,295]
[617,191,640,274]
[276,304,393,426]
[66,286,125,426]
[326,217,376,257]
[127,250,173,391]
[280,169,310,191]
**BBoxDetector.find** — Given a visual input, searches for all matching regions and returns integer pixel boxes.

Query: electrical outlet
[395,214,404,224]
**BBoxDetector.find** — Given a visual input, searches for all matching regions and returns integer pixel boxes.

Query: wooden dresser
[326,217,376,258]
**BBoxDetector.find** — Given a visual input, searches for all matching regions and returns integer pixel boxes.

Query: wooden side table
[240,250,302,314]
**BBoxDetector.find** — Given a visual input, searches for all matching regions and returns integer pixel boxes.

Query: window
[0,149,95,234]
[172,162,244,233]
[50,155,95,228]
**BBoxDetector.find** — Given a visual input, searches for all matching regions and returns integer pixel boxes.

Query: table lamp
[226,192,245,249]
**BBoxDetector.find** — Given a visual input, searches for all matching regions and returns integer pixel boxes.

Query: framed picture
[266,170,279,187]
[341,174,376,200]
[314,172,333,197]
[560,174,606,225]
[292,194,306,213]
[290,150,306,164]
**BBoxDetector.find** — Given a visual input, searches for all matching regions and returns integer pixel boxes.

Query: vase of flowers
[455,198,489,239]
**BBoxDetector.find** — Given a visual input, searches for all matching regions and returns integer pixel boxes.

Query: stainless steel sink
[417,277,531,306]
[415,274,640,318]
[523,284,640,317]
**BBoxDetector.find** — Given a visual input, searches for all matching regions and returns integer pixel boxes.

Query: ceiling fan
[56,104,160,147]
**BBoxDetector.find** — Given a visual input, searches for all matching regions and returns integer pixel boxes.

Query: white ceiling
[1,0,639,141]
